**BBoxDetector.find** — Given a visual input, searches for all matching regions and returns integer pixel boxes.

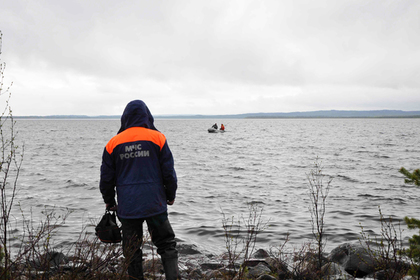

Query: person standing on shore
[99,100,180,279]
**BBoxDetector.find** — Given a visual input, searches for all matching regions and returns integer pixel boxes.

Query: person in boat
[220,124,225,131]
[212,123,218,129]
[99,100,180,280]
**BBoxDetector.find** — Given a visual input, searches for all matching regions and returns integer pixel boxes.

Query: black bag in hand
[95,210,122,243]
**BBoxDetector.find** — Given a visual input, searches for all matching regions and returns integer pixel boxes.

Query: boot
[127,251,144,280]
[162,257,180,280]
[127,261,143,280]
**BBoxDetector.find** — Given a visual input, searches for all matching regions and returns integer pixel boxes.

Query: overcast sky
[1,0,419,116]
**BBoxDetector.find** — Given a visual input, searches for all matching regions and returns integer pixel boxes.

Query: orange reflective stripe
[106,127,166,154]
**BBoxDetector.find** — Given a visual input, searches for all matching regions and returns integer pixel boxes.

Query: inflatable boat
[208,128,225,133]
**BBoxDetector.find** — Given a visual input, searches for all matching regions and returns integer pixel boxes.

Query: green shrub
[399,167,420,279]
[402,217,420,279]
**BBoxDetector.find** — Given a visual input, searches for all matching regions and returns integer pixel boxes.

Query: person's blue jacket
[100,100,178,219]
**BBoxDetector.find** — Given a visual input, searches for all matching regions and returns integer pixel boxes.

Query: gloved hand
[106,204,118,211]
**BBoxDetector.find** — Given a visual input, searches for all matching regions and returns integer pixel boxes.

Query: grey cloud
[1,0,419,115]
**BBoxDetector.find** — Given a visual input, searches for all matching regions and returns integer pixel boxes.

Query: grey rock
[200,262,223,271]
[252,249,270,259]
[247,262,272,279]
[256,275,277,280]
[187,268,203,279]
[328,243,377,277]
[367,269,402,280]
[243,259,270,268]
[205,269,223,279]
[321,262,354,280]
[32,251,69,269]
[177,243,202,255]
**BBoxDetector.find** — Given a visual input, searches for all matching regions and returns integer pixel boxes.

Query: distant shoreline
[13,116,420,120]
[13,109,420,119]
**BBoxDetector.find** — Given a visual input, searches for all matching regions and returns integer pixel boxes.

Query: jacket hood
[117,100,157,134]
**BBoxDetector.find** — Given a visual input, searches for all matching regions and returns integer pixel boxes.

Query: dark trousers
[119,212,178,280]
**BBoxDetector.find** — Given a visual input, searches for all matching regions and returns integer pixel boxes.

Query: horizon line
[12,109,420,119]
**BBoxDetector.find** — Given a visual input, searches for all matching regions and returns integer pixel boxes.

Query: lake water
[10,118,420,255]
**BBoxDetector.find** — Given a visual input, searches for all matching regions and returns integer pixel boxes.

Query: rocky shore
[19,241,415,279]
[173,242,413,280]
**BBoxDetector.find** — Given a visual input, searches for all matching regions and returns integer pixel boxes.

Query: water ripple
[10,118,420,254]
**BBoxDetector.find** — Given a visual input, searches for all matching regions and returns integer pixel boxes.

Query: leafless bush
[307,158,331,271]
[221,203,268,279]
[270,238,329,280]
[359,207,409,280]
[0,30,24,279]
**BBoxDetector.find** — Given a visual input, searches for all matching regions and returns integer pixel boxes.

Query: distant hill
[15,110,420,119]
[155,110,420,119]
[15,115,120,119]
[236,110,420,118]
